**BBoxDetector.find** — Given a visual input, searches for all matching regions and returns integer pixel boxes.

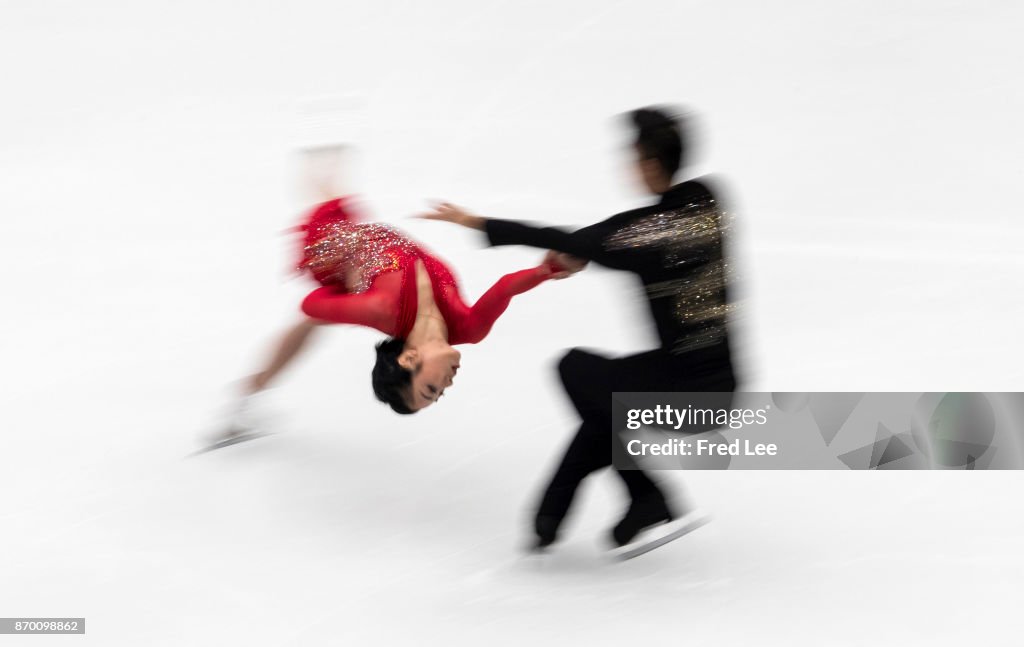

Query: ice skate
[195,426,270,455]
[607,493,710,561]
[193,393,274,456]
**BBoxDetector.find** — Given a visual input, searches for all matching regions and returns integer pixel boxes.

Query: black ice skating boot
[609,492,710,561]
[532,514,562,552]
[611,491,674,547]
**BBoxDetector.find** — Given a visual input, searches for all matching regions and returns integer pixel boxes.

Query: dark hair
[628,107,685,179]
[372,337,415,414]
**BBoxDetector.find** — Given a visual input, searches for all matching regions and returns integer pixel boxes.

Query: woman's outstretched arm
[458,265,555,344]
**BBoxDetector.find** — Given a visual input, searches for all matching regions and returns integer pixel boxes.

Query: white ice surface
[2,1,1023,645]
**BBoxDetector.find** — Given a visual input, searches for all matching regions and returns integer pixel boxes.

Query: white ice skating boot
[198,391,274,454]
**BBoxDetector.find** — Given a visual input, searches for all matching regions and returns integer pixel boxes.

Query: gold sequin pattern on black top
[645,261,736,354]
[301,221,418,293]
[646,260,729,324]
[603,198,721,269]
[603,197,735,355]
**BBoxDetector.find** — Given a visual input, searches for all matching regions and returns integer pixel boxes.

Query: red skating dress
[296,198,554,343]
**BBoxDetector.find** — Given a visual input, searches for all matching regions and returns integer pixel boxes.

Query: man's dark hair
[628,107,685,179]
[372,337,415,415]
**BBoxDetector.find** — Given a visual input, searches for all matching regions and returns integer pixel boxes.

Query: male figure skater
[422,107,738,557]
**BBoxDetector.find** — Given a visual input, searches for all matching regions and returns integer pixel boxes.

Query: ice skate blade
[518,549,552,569]
[190,430,272,457]
[608,510,711,562]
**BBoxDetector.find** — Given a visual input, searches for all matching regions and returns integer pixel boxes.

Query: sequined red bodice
[296,198,552,343]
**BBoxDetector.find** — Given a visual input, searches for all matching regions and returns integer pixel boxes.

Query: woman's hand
[544,250,588,279]
[417,202,486,230]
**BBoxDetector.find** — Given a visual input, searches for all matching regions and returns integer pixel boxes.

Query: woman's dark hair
[372,337,415,414]
[628,107,685,179]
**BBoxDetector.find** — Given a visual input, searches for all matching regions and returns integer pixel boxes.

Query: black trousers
[536,347,736,522]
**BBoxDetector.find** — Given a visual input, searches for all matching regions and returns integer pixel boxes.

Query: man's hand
[544,250,588,280]
[417,202,486,230]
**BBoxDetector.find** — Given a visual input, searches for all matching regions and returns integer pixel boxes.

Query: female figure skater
[216,178,575,446]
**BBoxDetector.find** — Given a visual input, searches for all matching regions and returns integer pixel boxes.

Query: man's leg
[608,355,738,548]
[556,348,610,419]
[533,420,608,546]
[533,349,662,546]
[531,350,611,546]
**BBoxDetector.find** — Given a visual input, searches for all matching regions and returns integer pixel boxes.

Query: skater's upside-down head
[372,337,461,414]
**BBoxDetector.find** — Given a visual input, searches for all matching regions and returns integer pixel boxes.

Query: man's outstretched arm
[419,202,632,269]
